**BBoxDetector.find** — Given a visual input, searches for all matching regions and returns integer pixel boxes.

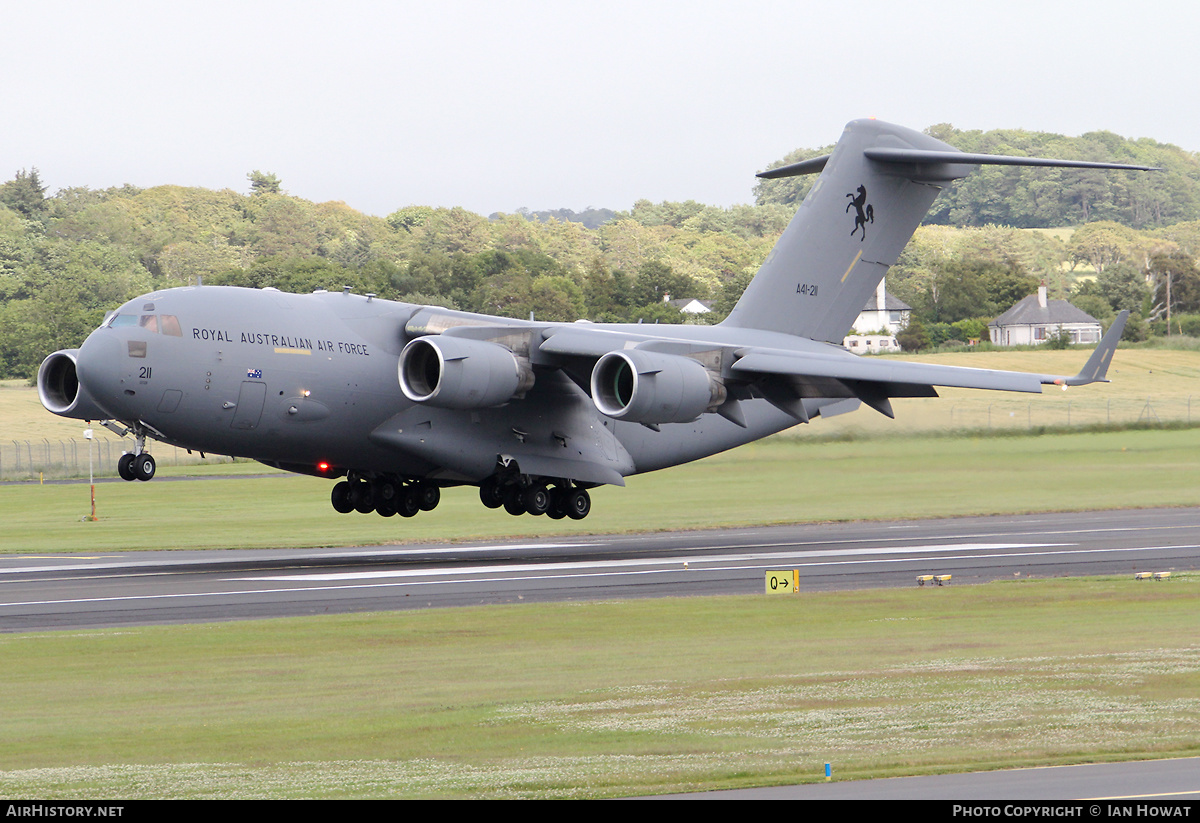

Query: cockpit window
[107,312,182,336]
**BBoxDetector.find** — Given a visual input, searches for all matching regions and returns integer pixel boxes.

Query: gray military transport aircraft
[38,119,1145,520]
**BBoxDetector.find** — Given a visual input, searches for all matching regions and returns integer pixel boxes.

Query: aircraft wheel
[503,487,526,516]
[479,477,505,509]
[417,483,440,512]
[133,453,156,482]
[374,483,398,517]
[546,487,568,520]
[374,479,399,508]
[523,485,550,516]
[351,482,375,514]
[330,481,354,514]
[565,488,591,520]
[117,453,136,482]
[397,486,422,518]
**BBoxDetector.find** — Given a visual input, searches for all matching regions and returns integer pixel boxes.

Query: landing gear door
[231,381,267,430]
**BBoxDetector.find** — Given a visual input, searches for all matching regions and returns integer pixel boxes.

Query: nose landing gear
[115,425,156,482]
[117,451,156,481]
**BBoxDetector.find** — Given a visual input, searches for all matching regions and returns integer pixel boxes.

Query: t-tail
[721,119,1159,342]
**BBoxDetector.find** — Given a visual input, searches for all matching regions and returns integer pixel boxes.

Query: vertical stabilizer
[723,120,966,342]
[723,119,1157,342]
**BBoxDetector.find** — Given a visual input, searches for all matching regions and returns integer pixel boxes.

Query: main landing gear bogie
[331,474,592,520]
[330,477,441,519]
[480,475,591,520]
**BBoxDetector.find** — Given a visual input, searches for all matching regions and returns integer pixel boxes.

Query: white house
[988,285,1102,346]
[666,297,713,315]
[844,279,911,353]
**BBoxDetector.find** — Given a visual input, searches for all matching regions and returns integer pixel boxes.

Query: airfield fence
[4,394,1200,481]
[0,438,237,482]
[775,393,1200,440]
[901,395,1198,431]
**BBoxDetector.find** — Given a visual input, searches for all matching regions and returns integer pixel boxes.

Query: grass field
[4,426,1200,552]
[1,578,1197,798]
[789,346,1200,437]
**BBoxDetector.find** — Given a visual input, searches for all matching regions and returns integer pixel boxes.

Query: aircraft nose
[75,330,133,415]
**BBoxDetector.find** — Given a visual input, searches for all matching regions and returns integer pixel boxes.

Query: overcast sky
[4,1,1196,218]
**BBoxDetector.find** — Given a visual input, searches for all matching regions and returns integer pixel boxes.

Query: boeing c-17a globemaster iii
[38,119,1145,520]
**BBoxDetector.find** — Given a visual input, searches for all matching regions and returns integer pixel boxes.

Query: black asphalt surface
[3,507,1198,631]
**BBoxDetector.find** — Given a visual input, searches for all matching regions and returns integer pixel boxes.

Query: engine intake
[399,336,534,409]
[37,349,112,420]
[591,349,726,424]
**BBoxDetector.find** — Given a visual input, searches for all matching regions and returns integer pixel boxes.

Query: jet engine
[398,335,534,409]
[37,349,112,421]
[590,349,726,424]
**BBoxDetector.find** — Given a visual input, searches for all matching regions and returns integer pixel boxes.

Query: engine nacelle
[590,349,726,424]
[37,349,112,420]
[398,335,534,409]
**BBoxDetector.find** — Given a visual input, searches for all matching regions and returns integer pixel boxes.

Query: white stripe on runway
[239,543,1069,582]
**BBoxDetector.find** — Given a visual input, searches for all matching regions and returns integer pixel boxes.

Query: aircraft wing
[730,311,1128,417]
[731,348,1047,393]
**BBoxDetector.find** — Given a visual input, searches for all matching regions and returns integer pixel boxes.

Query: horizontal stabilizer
[757,155,831,179]
[863,148,1161,173]
[756,147,1160,181]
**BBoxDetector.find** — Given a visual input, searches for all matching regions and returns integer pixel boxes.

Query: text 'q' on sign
[765,570,798,594]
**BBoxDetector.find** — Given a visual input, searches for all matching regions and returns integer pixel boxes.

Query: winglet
[1053,310,1129,387]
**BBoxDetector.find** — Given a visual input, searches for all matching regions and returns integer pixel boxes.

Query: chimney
[1037,282,1047,309]
[876,278,886,311]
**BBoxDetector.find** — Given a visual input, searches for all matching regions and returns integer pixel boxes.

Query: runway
[3,506,1199,632]
[662,757,1200,800]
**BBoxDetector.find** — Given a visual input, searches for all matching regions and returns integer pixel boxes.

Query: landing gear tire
[373,480,400,517]
[117,453,136,482]
[565,488,591,520]
[331,481,355,514]
[351,482,375,514]
[523,485,550,516]
[416,483,440,512]
[479,477,505,509]
[546,487,568,520]
[397,485,421,518]
[375,496,398,517]
[133,453,156,482]
[503,487,526,516]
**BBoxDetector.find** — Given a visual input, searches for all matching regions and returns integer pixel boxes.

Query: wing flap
[732,350,1046,393]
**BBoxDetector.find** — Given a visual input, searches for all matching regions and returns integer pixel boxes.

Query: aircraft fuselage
[54,285,806,489]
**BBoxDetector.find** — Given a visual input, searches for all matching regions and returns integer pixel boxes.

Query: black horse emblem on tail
[846,184,874,241]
